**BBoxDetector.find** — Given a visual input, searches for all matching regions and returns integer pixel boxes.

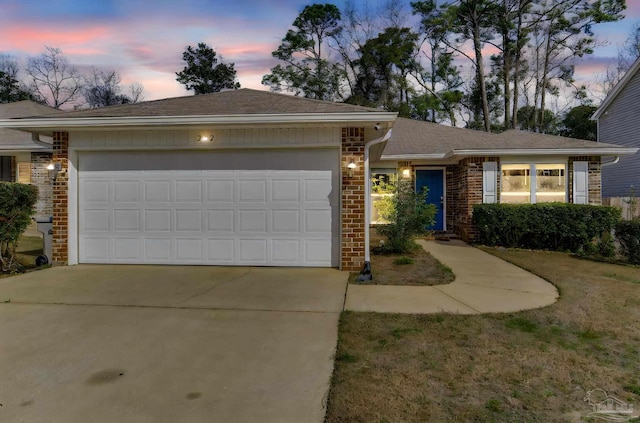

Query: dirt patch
[353,234,454,286]
[327,248,640,422]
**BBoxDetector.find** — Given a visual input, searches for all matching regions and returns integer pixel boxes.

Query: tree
[176,43,240,94]
[412,0,464,125]
[262,3,344,101]
[0,183,38,273]
[84,68,144,108]
[516,105,558,133]
[0,71,36,104]
[351,26,420,114]
[25,46,84,109]
[560,104,597,140]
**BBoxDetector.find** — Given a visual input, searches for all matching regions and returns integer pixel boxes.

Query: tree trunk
[473,21,491,132]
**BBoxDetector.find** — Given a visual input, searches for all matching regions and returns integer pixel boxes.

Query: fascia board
[452,148,639,156]
[0,112,398,130]
[380,153,450,160]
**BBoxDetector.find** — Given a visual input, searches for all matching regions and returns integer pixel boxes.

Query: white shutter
[573,161,589,204]
[483,161,498,203]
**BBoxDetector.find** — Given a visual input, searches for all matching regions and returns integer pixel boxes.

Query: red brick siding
[52,132,69,264]
[446,157,499,242]
[341,127,365,271]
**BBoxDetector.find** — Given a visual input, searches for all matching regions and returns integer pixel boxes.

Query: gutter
[0,112,398,130]
[360,128,393,281]
[381,147,638,161]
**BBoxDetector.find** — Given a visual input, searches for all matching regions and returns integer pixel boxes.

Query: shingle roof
[0,101,60,151]
[381,118,634,158]
[24,89,381,119]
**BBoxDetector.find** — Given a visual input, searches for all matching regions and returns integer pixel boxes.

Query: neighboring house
[372,118,637,240]
[0,100,61,217]
[0,90,634,271]
[592,55,640,200]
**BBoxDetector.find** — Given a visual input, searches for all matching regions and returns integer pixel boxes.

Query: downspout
[31,133,53,149]
[601,156,620,167]
[359,128,393,280]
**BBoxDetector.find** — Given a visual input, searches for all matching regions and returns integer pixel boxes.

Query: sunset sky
[1,0,639,104]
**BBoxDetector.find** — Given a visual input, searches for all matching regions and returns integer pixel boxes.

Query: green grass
[392,256,414,265]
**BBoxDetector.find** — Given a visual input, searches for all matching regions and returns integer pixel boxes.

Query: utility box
[34,216,53,265]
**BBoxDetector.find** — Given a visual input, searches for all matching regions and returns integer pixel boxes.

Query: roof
[380,118,638,159]
[22,89,382,118]
[0,89,396,132]
[0,101,60,151]
[592,56,640,120]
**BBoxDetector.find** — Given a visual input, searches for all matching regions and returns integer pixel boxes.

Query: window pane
[501,164,530,204]
[536,164,566,203]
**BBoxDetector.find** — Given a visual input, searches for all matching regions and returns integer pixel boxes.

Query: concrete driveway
[0,265,348,423]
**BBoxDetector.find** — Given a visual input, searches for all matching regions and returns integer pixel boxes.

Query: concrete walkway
[345,240,558,314]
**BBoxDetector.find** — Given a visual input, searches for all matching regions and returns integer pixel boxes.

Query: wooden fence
[603,197,640,220]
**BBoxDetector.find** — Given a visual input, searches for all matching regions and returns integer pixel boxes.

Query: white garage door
[78,150,339,267]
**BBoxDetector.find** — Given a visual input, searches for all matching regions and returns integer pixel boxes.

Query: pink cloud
[0,24,110,53]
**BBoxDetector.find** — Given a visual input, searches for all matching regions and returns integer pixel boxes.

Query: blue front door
[415,169,444,231]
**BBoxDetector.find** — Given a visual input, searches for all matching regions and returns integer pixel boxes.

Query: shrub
[0,182,38,273]
[376,179,437,254]
[615,219,640,264]
[472,203,620,255]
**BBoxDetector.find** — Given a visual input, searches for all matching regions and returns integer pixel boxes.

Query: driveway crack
[177,268,253,304]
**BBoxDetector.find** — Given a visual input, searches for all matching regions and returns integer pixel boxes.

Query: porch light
[47,162,61,181]
[197,134,213,142]
[402,168,411,178]
[347,160,357,178]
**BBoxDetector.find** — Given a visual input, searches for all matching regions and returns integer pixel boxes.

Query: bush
[376,179,437,254]
[615,219,640,264]
[0,182,38,273]
[472,203,621,255]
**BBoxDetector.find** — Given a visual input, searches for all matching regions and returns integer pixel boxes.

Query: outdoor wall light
[347,160,357,177]
[47,162,61,181]
[197,134,213,142]
[402,168,411,178]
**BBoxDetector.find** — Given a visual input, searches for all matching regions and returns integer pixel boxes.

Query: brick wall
[52,132,69,265]
[341,127,365,271]
[447,157,499,242]
[30,152,53,217]
[568,156,602,205]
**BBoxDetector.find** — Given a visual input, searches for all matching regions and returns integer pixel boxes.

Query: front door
[415,169,445,231]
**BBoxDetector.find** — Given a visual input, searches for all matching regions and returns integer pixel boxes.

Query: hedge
[0,182,38,272]
[615,219,640,264]
[472,203,621,254]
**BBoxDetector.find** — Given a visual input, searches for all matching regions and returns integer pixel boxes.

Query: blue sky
[1,0,639,102]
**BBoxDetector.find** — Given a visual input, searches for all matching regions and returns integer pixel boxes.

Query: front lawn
[326,249,640,422]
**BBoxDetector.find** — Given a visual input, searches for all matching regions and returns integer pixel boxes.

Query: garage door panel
[271,179,300,202]
[79,150,338,267]
[207,180,234,202]
[207,239,235,262]
[271,240,300,263]
[82,180,110,203]
[239,239,267,263]
[176,210,202,231]
[144,180,171,202]
[114,238,140,260]
[238,210,267,232]
[83,209,110,231]
[272,210,300,232]
[114,180,140,202]
[113,209,140,231]
[144,238,172,260]
[238,180,267,202]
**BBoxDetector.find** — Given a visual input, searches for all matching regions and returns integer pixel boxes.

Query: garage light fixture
[346,160,357,178]
[47,162,61,181]
[197,134,213,143]
[402,168,411,178]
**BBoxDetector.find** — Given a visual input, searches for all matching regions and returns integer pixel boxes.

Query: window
[0,156,11,182]
[371,168,397,224]
[501,163,566,204]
